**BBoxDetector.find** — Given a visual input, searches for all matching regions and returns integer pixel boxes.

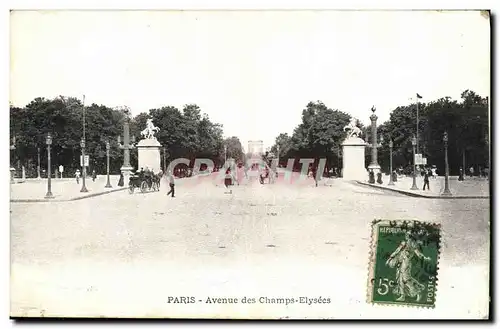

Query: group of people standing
[74,169,97,184]
[458,166,489,181]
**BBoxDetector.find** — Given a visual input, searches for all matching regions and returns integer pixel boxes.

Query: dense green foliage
[271,91,489,174]
[270,101,362,170]
[376,90,489,175]
[10,98,229,176]
[10,89,489,177]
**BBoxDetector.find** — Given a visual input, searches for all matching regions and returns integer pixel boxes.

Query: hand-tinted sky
[10,10,490,149]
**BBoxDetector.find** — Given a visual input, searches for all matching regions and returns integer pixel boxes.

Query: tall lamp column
[410,135,419,190]
[80,139,88,192]
[37,147,41,179]
[368,106,382,175]
[10,136,16,183]
[44,133,54,199]
[118,119,135,182]
[105,141,112,188]
[442,131,452,196]
[388,139,395,185]
[163,147,167,174]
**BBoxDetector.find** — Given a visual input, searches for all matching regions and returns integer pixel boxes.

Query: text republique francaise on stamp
[367,219,441,308]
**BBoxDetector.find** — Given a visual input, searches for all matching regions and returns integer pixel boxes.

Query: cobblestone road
[10,176,490,319]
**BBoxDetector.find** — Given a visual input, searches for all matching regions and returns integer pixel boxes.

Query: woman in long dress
[224,168,233,193]
[385,231,431,302]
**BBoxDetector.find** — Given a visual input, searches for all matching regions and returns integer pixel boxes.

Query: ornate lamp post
[442,131,452,196]
[163,147,167,173]
[44,133,54,199]
[410,135,419,190]
[277,144,280,168]
[37,147,41,179]
[388,139,395,185]
[80,138,88,192]
[368,106,381,174]
[337,148,341,177]
[10,136,16,183]
[118,119,135,182]
[105,140,112,188]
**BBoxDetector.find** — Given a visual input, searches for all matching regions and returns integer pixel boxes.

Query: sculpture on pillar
[343,118,362,139]
[140,119,160,140]
[137,117,162,173]
[341,116,367,181]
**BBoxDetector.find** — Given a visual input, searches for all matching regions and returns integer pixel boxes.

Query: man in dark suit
[423,169,430,191]
[166,171,175,198]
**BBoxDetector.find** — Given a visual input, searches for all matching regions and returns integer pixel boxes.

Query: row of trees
[376,90,489,175]
[268,101,361,171]
[270,90,489,175]
[9,97,244,176]
[10,89,489,177]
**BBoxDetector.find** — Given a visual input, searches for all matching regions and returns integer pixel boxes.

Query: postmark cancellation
[367,219,441,308]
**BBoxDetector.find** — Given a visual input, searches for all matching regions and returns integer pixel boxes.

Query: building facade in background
[247,140,264,156]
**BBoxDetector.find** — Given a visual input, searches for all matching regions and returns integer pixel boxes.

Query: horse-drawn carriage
[128,171,162,194]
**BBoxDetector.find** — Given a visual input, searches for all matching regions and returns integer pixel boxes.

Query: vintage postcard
[9,9,490,319]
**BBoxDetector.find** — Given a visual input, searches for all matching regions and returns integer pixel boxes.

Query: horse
[141,126,160,139]
[153,170,164,188]
[343,125,362,138]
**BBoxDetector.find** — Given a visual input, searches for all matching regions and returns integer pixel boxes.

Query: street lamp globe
[411,136,417,146]
[46,133,52,145]
[389,139,393,148]
[80,139,85,148]
[443,131,448,142]
[106,140,110,151]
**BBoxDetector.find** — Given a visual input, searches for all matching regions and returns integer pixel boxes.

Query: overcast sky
[10,10,490,149]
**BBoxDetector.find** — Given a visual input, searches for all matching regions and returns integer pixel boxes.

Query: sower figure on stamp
[385,231,431,302]
[166,171,175,198]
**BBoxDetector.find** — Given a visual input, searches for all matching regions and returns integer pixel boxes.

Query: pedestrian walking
[458,167,464,181]
[118,172,124,187]
[92,169,97,182]
[244,165,249,179]
[166,171,175,198]
[469,166,474,177]
[75,169,81,184]
[224,168,233,193]
[423,169,430,191]
[431,166,437,179]
[368,169,375,184]
[392,170,398,182]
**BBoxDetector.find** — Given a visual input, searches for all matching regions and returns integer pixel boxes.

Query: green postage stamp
[367,219,441,308]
